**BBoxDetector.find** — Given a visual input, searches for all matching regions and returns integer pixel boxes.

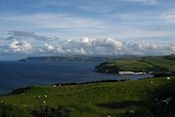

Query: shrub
[0,104,30,117]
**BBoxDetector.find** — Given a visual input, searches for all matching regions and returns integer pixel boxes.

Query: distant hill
[95,54,175,74]
[19,55,138,63]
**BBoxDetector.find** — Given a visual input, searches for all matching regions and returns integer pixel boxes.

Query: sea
[0,61,152,94]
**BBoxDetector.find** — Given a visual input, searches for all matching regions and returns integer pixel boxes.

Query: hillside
[18,55,138,63]
[95,54,175,74]
[0,76,175,117]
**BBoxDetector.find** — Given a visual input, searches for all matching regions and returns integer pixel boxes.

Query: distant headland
[18,55,138,63]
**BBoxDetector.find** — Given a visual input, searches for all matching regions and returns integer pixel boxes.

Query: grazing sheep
[150,81,153,84]
[0,100,4,103]
[53,85,56,87]
[43,100,46,104]
[38,96,41,98]
[161,97,173,104]
[129,109,135,114]
[44,95,47,98]
[167,77,170,80]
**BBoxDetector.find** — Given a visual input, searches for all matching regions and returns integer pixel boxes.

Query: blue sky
[0,0,175,60]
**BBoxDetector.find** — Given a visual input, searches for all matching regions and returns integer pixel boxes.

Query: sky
[0,0,175,60]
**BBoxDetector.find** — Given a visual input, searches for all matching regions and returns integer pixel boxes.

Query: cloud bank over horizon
[0,0,175,59]
[0,32,175,60]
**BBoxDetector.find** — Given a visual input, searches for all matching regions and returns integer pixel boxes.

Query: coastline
[0,74,153,95]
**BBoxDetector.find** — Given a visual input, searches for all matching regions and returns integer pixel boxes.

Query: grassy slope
[0,76,175,117]
[95,55,175,73]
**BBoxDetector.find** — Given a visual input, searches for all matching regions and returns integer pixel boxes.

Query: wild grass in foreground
[0,76,175,117]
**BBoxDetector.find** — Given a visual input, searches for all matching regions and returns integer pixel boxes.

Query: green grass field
[1,76,175,117]
[95,55,175,73]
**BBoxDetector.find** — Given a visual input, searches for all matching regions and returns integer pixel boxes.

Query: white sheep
[167,77,170,80]
[129,109,135,114]
[161,97,173,104]
[43,100,46,104]
[44,95,47,98]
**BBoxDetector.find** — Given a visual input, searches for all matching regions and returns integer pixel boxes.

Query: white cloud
[29,37,174,56]
[80,48,86,55]
[44,43,55,51]
[162,9,175,24]
[71,48,87,55]
[82,37,89,43]
[123,0,157,5]
[103,38,123,48]
[171,43,175,51]
[9,40,32,53]
[0,37,174,56]
[56,46,65,53]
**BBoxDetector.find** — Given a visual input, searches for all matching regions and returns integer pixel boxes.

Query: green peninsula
[95,54,175,74]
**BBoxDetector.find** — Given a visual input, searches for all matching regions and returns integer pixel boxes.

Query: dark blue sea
[0,61,152,94]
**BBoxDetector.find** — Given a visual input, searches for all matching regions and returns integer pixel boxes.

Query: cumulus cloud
[44,43,55,51]
[171,43,175,51]
[102,38,123,48]
[29,37,174,56]
[9,40,32,53]
[82,37,89,43]
[0,36,174,56]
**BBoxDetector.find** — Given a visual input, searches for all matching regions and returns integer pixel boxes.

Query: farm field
[0,76,175,117]
[95,55,175,74]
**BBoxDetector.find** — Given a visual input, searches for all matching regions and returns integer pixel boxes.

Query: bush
[31,105,71,117]
[0,104,30,117]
